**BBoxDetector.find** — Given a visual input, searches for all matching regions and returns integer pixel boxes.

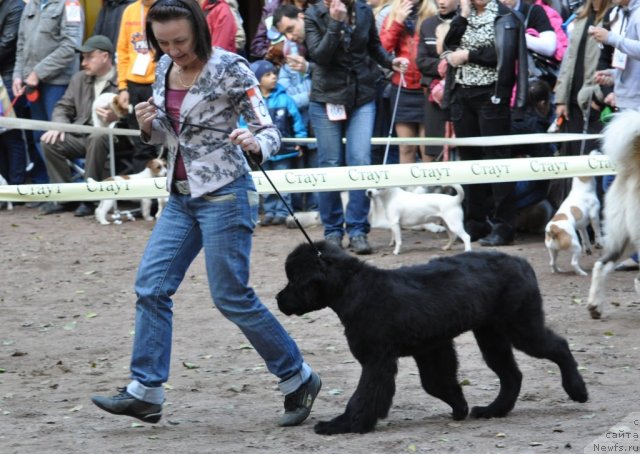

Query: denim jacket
[145,49,281,198]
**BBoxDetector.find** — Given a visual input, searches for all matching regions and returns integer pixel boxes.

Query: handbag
[528,51,561,82]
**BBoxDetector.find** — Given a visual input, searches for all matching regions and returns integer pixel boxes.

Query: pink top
[166,87,188,181]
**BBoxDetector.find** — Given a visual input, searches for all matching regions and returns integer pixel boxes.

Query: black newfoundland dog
[276,241,588,435]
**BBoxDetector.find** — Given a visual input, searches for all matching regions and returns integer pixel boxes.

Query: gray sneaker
[278,372,322,427]
[91,387,162,423]
[325,235,343,249]
[349,235,372,255]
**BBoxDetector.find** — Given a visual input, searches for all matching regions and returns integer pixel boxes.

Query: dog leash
[382,72,405,166]
[150,101,322,256]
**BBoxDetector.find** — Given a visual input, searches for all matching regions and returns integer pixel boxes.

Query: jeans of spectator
[127,174,311,404]
[290,147,319,212]
[126,81,160,172]
[309,100,375,239]
[515,180,549,209]
[0,77,28,184]
[27,82,67,183]
[262,157,294,218]
[450,86,516,226]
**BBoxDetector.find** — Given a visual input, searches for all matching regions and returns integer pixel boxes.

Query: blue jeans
[262,157,294,218]
[127,174,311,404]
[309,100,375,239]
[0,77,27,184]
[28,82,67,183]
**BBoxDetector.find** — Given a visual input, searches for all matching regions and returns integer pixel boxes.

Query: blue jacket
[241,83,307,160]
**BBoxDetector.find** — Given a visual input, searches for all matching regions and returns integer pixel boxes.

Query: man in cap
[40,35,131,217]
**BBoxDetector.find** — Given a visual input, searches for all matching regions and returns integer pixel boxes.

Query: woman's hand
[556,103,569,121]
[396,0,413,23]
[460,0,472,18]
[392,57,410,73]
[329,0,348,22]
[446,49,469,67]
[230,128,262,159]
[134,97,158,135]
[588,25,609,44]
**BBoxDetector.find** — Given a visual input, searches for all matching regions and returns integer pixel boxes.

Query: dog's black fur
[276,241,588,435]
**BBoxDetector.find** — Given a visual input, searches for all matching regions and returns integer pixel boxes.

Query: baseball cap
[77,35,114,54]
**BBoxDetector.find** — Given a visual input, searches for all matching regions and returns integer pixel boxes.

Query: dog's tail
[447,184,465,204]
[602,109,640,174]
[545,223,572,250]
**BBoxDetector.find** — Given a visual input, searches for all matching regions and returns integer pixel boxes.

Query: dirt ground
[2,203,640,454]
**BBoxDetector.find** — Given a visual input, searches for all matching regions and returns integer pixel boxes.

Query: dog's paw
[314,420,352,435]
[563,375,588,403]
[470,405,510,419]
[587,304,602,320]
[451,404,469,421]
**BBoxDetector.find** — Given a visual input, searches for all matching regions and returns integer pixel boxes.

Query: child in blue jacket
[247,60,307,226]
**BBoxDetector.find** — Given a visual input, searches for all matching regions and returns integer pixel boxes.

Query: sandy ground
[2,204,640,454]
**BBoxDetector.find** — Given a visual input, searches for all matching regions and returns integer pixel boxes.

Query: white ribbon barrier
[0,155,615,202]
[0,116,603,146]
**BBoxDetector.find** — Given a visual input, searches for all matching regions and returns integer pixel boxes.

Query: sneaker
[278,372,322,427]
[74,202,94,217]
[39,202,76,215]
[325,235,343,249]
[272,216,286,226]
[260,215,274,226]
[349,235,372,255]
[91,387,162,424]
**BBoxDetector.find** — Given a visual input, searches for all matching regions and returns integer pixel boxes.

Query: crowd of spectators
[1,0,639,249]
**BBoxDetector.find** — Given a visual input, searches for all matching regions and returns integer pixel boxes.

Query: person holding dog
[91,0,321,428]
[38,35,129,217]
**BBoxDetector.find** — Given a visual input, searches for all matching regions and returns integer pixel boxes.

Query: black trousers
[126,81,159,172]
[450,85,516,226]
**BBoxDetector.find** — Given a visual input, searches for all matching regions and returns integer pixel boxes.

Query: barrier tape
[0,155,615,202]
[0,116,603,146]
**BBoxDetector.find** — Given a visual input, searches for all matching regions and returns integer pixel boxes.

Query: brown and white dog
[91,92,130,128]
[544,174,603,276]
[93,158,167,225]
[588,110,640,318]
[366,185,471,255]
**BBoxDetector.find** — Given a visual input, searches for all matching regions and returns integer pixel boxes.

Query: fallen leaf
[327,388,343,395]
[85,313,98,319]
[407,444,417,452]
[63,322,77,331]
[0,368,5,373]
[604,331,614,336]
[131,422,144,428]
[496,432,506,438]
[459,378,471,386]
[182,362,199,369]
[69,405,83,412]
[83,270,97,275]
[237,344,254,350]
[529,441,542,446]
[571,297,582,305]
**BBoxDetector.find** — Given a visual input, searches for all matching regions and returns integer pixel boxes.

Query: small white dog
[0,173,14,210]
[93,158,167,225]
[588,110,640,319]
[92,92,130,128]
[366,185,471,255]
[544,175,603,276]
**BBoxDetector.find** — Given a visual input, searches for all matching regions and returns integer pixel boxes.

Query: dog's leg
[577,226,593,255]
[391,222,402,255]
[95,200,113,225]
[314,359,397,435]
[141,199,153,221]
[470,327,522,418]
[155,197,167,220]
[548,248,561,273]
[442,213,472,251]
[509,323,588,403]
[587,260,616,319]
[414,342,468,420]
[590,213,604,249]
[570,244,588,276]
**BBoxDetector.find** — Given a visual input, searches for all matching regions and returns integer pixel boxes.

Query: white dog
[588,110,640,319]
[93,158,167,225]
[544,175,603,276]
[92,92,130,128]
[0,173,14,210]
[366,185,471,255]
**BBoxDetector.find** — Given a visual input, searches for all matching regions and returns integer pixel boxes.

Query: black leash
[150,102,321,255]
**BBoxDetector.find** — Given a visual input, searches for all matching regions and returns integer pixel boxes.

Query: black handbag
[528,51,561,82]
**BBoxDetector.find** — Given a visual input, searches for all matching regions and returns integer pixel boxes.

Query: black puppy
[276,241,588,435]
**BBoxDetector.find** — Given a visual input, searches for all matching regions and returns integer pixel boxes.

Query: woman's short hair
[146,0,212,62]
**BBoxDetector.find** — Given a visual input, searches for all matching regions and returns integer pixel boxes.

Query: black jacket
[0,0,24,78]
[92,0,135,51]
[443,1,528,108]
[304,1,394,109]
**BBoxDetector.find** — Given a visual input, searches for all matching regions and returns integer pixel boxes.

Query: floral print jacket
[145,49,280,198]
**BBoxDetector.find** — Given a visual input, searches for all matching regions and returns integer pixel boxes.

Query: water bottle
[285,40,299,57]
